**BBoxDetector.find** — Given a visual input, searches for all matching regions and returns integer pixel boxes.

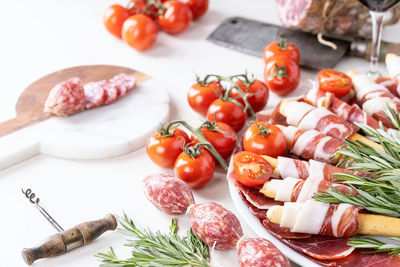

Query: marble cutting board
[0,65,170,170]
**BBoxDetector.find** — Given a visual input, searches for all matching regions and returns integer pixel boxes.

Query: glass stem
[368,10,386,77]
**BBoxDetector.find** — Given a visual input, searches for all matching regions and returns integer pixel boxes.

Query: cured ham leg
[267,200,400,238]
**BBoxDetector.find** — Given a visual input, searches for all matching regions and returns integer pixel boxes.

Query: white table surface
[1,1,399,266]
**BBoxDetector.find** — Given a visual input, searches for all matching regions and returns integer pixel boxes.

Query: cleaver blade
[207,16,349,70]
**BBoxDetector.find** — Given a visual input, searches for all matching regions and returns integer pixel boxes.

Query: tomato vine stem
[164,119,228,170]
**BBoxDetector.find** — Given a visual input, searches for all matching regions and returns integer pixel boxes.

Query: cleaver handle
[350,39,400,62]
[21,214,117,265]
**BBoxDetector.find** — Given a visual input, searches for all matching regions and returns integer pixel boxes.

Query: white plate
[228,180,320,267]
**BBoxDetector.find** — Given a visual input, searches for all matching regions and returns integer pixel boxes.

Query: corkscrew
[21,188,117,265]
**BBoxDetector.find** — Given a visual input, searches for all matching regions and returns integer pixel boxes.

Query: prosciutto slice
[277,156,369,181]
[386,54,400,97]
[283,126,344,163]
[352,73,400,128]
[285,101,358,140]
[264,176,356,203]
[305,87,381,129]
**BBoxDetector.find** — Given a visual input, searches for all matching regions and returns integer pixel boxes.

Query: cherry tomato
[122,15,158,51]
[157,1,192,34]
[201,122,237,159]
[207,99,246,132]
[243,122,286,157]
[174,148,215,188]
[233,151,273,187]
[128,0,159,20]
[187,81,223,115]
[179,0,208,20]
[318,69,353,98]
[263,36,300,64]
[264,56,300,96]
[146,128,190,168]
[103,5,131,38]
[230,79,269,113]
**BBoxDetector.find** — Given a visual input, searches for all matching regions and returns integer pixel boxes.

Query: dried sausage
[142,173,195,215]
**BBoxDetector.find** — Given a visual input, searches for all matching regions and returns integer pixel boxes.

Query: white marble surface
[0,79,169,169]
[0,1,399,267]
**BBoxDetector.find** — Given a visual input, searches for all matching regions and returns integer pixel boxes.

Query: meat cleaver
[207,17,400,70]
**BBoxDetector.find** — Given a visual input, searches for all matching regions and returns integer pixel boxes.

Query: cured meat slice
[385,54,400,97]
[83,80,107,109]
[109,73,137,99]
[189,202,243,250]
[277,156,369,181]
[305,87,381,129]
[264,176,356,203]
[376,77,399,97]
[103,82,119,105]
[142,173,195,215]
[285,101,359,139]
[283,126,344,163]
[277,200,359,238]
[352,73,400,128]
[237,238,290,267]
[44,77,86,116]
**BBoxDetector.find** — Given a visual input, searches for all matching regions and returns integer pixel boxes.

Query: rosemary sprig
[95,214,210,267]
[314,173,400,217]
[347,236,400,255]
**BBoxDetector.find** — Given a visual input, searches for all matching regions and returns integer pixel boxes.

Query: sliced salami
[83,80,107,109]
[237,238,290,267]
[44,77,86,116]
[142,173,195,215]
[109,73,137,99]
[103,82,119,105]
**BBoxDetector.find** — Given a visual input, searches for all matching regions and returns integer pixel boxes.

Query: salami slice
[109,73,137,99]
[142,173,195,215]
[83,81,107,109]
[237,238,290,267]
[103,82,119,105]
[44,77,86,116]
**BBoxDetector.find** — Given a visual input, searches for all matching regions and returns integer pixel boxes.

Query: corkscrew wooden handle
[22,214,117,265]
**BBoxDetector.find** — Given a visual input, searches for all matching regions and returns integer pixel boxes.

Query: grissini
[267,202,400,237]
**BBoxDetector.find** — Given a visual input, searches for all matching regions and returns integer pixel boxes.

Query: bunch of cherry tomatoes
[187,73,269,132]
[263,36,301,96]
[146,119,237,189]
[103,0,208,51]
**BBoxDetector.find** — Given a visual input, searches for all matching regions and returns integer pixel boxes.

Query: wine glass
[358,0,400,78]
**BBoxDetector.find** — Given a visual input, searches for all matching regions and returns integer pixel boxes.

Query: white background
[0,0,399,266]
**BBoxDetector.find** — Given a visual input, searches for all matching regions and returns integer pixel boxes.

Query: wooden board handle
[0,114,51,138]
[21,214,117,265]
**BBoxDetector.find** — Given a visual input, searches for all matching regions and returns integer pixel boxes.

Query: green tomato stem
[164,120,228,170]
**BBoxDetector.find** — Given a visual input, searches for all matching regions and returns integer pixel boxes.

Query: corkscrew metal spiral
[21,188,64,232]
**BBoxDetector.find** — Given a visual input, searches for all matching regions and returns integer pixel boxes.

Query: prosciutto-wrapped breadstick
[386,53,400,97]
[279,100,359,140]
[260,176,355,203]
[304,87,381,129]
[282,125,344,163]
[267,200,400,238]
[348,70,400,128]
[263,155,370,181]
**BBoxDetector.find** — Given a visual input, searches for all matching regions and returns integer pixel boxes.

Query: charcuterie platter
[0,65,169,170]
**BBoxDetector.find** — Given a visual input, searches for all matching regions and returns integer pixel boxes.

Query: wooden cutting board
[0,65,169,170]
